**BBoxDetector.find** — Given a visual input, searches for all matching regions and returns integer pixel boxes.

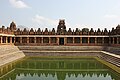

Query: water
[0,57,120,80]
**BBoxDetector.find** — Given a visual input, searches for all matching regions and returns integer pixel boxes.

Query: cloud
[32,15,58,29]
[9,0,29,8]
[32,15,108,31]
[32,15,72,30]
[31,14,120,31]
[104,14,119,19]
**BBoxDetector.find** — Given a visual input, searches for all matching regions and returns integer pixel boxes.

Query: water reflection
[0,58,120,80]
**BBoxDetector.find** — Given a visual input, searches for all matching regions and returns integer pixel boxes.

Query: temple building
[0,19,120,46]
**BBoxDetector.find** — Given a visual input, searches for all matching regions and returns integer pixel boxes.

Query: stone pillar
[14,37,16,43]
[57,37,59,45]
[117,37,119,44]
[118,37,120,44]
[113,37,114,44]
[88,37,89,44]
[49,37,51,44]
[10,37,12,44]
[64,37,67,45]
[0,36,2,44]
[41,37,43,44]
[20,37,22,43]
[102,37,104,44]
[27,37,29,43]
[95,37,97,44]
[80,37,82,44]
[73,37,75,43]
[6,37,8,43]
[34,37,36,43]
[109,37,111,44]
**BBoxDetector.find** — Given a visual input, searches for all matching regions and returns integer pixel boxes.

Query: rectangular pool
[0,57,120,80]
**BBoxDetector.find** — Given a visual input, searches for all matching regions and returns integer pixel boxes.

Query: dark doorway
[59,38,64,45]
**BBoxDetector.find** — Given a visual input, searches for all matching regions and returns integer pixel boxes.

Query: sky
[0,0,120,31]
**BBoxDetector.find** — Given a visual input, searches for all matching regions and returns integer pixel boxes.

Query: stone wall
[103,46,120,55]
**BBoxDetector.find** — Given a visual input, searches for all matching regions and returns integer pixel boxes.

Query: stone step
[0,45,25,66]
[18,46,104,51]
[0,51,25,66]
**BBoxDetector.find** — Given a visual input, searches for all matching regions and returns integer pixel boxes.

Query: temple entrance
[59,38,64,45]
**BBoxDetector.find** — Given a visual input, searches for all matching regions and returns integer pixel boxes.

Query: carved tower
[57,19,66,35]
[10,21,16,31]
